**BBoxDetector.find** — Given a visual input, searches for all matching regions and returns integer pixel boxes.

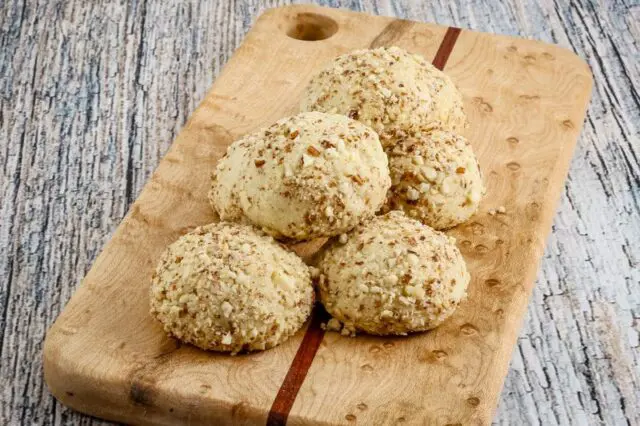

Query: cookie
[209,112,390,240]
[300,46,467,147]
[149,222,314,354]
[317,211,469,335]
[383,125,484,229]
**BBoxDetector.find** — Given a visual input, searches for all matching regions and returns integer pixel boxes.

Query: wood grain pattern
[287,13,594,426]
[267,306,331,426]
[1,1,638,425]
[269,27,463,425]
[38,4,595,425]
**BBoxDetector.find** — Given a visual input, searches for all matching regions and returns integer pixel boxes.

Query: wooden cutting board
[43,5,593,425]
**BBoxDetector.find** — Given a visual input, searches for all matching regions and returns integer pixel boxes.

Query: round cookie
[149,222,314,354]
[317,211,469,335]
[300,46,467,147]
[209,112,390,241]
[382,125,485,230]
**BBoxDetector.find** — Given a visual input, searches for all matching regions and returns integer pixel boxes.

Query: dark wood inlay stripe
[266,26,461,425]
[266,305,330,426]
[432,26,461,70]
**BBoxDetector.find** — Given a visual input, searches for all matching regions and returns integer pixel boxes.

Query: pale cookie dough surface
[318,211,470,336]
[149,222,314,354]
[382,125,485,230]
[209,111,390,241]
[300,46,467,148]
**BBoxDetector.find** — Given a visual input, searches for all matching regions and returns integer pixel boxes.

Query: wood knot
[474,244,489,254]
[58,326,78,336]
[507,136,519,145]
[506,161,521,171]
[542,52,555,60]
[485,279,500,287]
[472,97,493,113]
[397,416,407,423]
[495,239,504,246]
[527,202,541,221]
[345,414,357,421]
[460,323,479,336]
[562,119,574,129]
[467,396,481,407]
[507,45,517,52]
[361,364,374,372]
[383,341,394,349]
[519,94,540,101]
[495,308,505,318]
[369,345,381,353]
[467,221,484,235]
[129,380,155,407]
[524,54,536,62]
[432,350,448,361]
[357,402,368,411]
[460,240,472,248]
[420,349,449,363]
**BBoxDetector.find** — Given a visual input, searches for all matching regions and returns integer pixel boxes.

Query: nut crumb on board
[489,206,506,215]
[322,317,357,336]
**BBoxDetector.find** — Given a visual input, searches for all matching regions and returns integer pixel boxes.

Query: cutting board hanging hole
[287,13,338,41]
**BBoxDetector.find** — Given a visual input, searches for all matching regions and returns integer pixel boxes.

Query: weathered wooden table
[1,0,638,425]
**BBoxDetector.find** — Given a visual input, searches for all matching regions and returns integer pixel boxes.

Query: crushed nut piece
[221,333,233,345]
[406,187,420,201]
[383,275,398,286]
[307,146,321,157]
[350,174,364,185]
[221,301,233,318]
[326,318,342,331]
[325,205,334,217]
[308,266,320,279]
